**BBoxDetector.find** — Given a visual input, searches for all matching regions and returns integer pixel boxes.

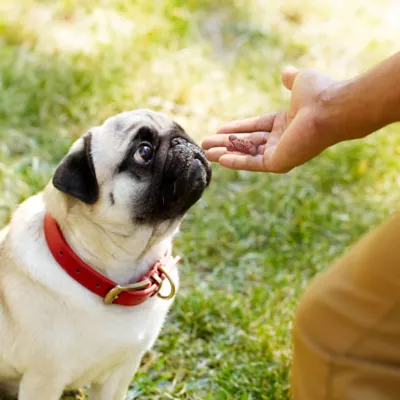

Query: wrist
[316,80,376,145]
[316,55,400,144]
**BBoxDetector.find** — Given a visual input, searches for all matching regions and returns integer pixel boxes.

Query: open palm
[202,67,338,173]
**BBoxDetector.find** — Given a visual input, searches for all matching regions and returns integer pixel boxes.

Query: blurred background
[1,1,400,399]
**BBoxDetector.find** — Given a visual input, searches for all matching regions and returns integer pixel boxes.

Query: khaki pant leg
[292,213,400,400]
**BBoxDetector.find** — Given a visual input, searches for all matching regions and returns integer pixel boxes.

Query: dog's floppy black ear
[52,133,99,204]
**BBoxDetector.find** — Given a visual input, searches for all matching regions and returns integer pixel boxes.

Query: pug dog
[0,110,211,400]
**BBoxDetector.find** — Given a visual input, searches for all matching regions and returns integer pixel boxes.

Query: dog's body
[0,110,211,400]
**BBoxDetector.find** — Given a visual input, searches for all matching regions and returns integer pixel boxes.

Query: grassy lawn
[1,1,400,399]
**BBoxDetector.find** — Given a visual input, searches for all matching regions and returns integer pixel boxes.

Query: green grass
[1,0,400,399]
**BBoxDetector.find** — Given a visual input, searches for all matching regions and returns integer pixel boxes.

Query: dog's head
[52,110,211,228]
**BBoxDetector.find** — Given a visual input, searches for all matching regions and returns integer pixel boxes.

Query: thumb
[282,66,300,90]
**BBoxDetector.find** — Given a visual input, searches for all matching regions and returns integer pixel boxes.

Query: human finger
[218,153,266,172]
[217,113,278,134]
[205,147,230,162]
[201,131,268,150]
[281,66,300,90]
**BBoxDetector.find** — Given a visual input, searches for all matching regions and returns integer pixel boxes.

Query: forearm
[320,52,400,142]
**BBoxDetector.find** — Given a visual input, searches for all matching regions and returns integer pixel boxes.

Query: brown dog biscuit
[228,135,258,156]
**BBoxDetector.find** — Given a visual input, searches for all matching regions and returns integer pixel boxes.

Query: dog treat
[227,135,258,156]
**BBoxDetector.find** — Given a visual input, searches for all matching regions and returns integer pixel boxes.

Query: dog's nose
[170,137,205,159]
[169,137,211,181]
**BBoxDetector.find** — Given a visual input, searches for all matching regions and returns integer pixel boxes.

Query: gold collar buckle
[104,279,151,305]
[152,264,176,300]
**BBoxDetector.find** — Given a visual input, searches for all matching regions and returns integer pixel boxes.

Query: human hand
[202,67,340,172]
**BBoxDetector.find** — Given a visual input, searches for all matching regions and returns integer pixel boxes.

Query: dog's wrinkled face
[52,109,211,226]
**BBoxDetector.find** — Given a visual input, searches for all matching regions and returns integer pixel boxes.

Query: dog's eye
[134,144,154,164]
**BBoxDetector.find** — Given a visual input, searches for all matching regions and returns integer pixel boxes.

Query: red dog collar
[44,213,181,306]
